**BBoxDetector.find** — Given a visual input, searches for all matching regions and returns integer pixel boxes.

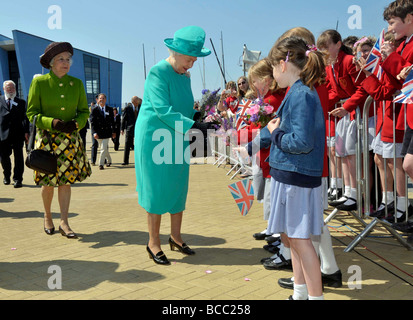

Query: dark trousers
[123,132,134,164]
[0,139,24,182]
[91,133,98,164]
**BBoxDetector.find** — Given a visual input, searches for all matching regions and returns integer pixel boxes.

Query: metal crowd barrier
[209,135,252,180]
[325,96,413,252]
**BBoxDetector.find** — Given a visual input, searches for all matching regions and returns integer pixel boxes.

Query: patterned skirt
[33,129,92,186]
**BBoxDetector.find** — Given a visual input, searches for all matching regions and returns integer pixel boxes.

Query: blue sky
[1,0,390,104]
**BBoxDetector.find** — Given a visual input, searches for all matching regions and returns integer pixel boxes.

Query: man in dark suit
[0,81,30,188]
[121,96,141,165]
[89,101,98,165]
[112,107,121,151]
[89,93,116,170]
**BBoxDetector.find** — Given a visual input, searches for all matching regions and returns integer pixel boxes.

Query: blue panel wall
[0,48,9,93]
[11,30,122,106]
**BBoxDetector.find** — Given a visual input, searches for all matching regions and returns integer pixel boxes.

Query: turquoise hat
[164,26,211,57]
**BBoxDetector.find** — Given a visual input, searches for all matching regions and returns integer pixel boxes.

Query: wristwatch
[75,121,79,129]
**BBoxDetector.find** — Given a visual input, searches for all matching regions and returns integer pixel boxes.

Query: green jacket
[27,71,89,131]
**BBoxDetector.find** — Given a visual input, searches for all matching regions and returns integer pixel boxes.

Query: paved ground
[0,134,412,301]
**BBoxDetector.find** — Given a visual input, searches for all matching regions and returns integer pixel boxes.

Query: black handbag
[25,116,58,175]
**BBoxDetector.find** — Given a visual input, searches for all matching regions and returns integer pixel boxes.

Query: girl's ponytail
[301,47,326,90]
[268,37,326,90]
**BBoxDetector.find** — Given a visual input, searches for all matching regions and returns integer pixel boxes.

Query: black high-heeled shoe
[169,237,195,255]
[146,246,170,265]
[44,226,55,235]
[59,226,78,239]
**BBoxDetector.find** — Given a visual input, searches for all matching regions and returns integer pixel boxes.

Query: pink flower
[264,105,274,115]
[247,104,260,116]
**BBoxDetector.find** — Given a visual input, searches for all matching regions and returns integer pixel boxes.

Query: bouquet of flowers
[198,88,221,121]
[246,97,275,127]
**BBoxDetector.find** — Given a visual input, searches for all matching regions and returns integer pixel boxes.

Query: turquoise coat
[135,59,195,215]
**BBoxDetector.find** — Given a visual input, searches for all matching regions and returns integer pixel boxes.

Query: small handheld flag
[393,67,413,104]
[355,29,385,82]
[228,179,254,216]
[235,98,252,131]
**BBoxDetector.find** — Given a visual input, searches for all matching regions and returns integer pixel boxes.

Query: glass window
[83,54,100,103]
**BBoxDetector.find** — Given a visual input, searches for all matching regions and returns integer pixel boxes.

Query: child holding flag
[370,0,413,222]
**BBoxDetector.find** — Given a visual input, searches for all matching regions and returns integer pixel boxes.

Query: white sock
[337,178,343,188]
[330,178,336,188]
[344,186,351,197]
[397,197,407,217]
[319,225,340,275]
[293,283,308,300]
[350,188,357,199]
[382,191,394,204]
[309,295,324,300]
[282,246,291,260]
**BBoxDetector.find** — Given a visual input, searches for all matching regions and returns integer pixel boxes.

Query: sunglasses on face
[238,81,246,86]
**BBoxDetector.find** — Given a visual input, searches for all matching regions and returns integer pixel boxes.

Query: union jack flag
[393,68,413,104]
[228,179,254,216]
[364,29,385,77]
[235,98,252,131]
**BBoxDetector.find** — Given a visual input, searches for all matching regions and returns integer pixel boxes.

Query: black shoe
[384,206,413,223]
[253,232,271,240]
[321,270,342,288]
[168,237,195,255]
[13,181,22,188]
[263,254,292,270]
[260,256,274,264]
[278,277,294,289]
[99,165,104,170]
[370,202,394,219]
[328,188,342,201]
[3,177,10,185]
[44,226,55,235]
[106,163,111,167]
[336,197,357,211]
[329,196,348,207]
[146,246,170,265]
[59,226,78,239]
[265,235,281,244]
[121,162,129,166]
[263,244,280,254]
[392,221,413,233]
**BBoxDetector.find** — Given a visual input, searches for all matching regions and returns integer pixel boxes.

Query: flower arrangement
[198,88,221,121]
[246,97,275,127]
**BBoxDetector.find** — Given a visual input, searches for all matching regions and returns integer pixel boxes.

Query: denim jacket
[254,80,325,178]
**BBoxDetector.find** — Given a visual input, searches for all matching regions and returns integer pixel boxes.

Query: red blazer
[380,39,413,130]
[257,91,285,178]
[325,51,365,135]
[362,72,405,143]
[315,83,329,178]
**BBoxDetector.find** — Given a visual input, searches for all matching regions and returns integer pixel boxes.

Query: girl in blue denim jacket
[264,37,326,300]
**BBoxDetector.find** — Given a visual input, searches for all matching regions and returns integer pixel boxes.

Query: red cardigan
[380,39,413,130]
[325,50,365,136]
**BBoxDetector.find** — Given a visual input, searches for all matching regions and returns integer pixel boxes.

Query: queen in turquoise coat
[135,26,212,265]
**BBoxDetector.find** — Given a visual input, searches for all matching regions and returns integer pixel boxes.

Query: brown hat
[40,42,74,69]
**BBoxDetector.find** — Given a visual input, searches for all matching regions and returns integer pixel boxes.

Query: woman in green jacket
[27,42,91,239]
[135,26,213,264]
